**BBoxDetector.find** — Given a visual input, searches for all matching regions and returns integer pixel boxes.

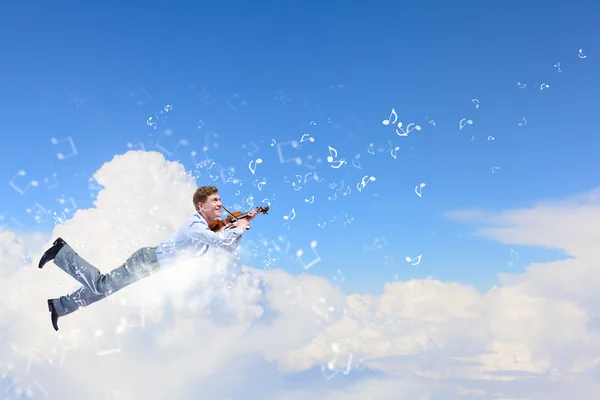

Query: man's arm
[191,222,246,252]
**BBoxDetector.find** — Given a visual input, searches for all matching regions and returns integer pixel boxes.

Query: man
[39,186,256,331]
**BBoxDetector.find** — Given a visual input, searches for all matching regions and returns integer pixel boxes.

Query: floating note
[487,136,495,140]
[492,166,500,174]
[300,133,314,143]
[8,170,38,195]
[271,139,276,146]
[518,116,527,126]
[471,99,480,108]
[517,81,527,89]
[414,182,426,197]
[94,329,121,356]
[305,196,315,203]
[51,136,78,160]
[507,248,520,267]
[277,141,302,165]
[326,146,346,168]
[578,48,587,59]
[382,108,399,125]
[146,117,157,129]
[396,122,421,137]
[248,158,263,175]
[164,104,173,112]
[390,146,400,159]
[356,175,376,192]
[459,118,473,130]
[540,83,550,91]
[283,208,296,220]
[297,240,321,270]
[405,255,422,265]
[554,62,561,72]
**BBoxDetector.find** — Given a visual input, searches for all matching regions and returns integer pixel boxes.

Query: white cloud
[1,150,600,399]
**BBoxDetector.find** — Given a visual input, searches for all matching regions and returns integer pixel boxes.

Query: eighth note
[283,208,296,220]
[248,158,263,175]
[518,116,527,126]
[414,182,426,198]
[471,99,480,108]
[459,118,473,130]
[300,133,314,143]
[405,255,422,266]
[304,196,315,204]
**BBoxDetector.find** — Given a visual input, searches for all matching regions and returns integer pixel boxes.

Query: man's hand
[231,218,250,230]
[245,209,258,221]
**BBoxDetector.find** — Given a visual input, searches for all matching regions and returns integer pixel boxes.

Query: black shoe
[39,237,67,269]
[47,299,60,331]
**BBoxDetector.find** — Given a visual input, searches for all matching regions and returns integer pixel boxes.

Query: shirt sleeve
[190,222,245,252]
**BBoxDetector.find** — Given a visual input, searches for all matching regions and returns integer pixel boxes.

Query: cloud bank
[1,150,600,399]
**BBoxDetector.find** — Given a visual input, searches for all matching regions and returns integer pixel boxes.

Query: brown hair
[193,186,218,212]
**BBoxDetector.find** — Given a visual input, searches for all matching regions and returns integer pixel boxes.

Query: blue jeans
[50,244,161,317]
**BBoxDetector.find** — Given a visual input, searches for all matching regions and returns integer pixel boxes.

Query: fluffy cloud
[1,150,600,399]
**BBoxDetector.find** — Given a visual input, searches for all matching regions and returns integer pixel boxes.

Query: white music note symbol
[518,116,527,126]
[356,175,376,192]
[459,118,473,130]
[94,329,121,356]
[396,122,422,137]
[487,136,495,140]
[304,196,315,203]
[300,133,314,143]
[327,146,346,168]
[492,166,500,174]
[8,170,39,195]
[540,83,550,91]
[390,146,400,159]
[51,136,78,160]
[270,139,276,146]
[405,255,422,265]
[507,248,520,267]
[414,182,426,197]
[517,81,527,89]
[248,158,263,175]
[382,108,399,126]
[578,48,587,59]
[296,240,321,270]
[471,99,480,108]
[283,208,296,220]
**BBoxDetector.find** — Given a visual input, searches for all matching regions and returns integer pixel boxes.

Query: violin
[209,206,269,232]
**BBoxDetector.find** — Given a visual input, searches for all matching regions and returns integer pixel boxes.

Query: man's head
[193,186,222,222]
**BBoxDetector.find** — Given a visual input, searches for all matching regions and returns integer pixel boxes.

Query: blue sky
[0,0,598,295]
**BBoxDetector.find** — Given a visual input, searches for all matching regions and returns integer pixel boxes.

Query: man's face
[200,193,222,220]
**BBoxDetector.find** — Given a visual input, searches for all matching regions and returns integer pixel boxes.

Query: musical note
[271,139,276,146]
[517,81,527,89]
[197,119,204,129]
[94,329,121,355]
[405,255,422,265]
[8,170,39,195]
[492,166,500,174]
[459,118,473,130]
[310,121,317,126]
[300,133,314,143]
[312,297,335,322]
[255,177,267,191]
[43,172,59,190]
[342,186,351,196]
[352,154,362,169]
[51,136,78,160]
[578,48,587,59]
[390,145,400,159]
[332,269,345,284]
[357,175,376,192]
[366,143,375,155]
[327,192,338,201]
[554,62,561,72]
[487,136,495,140]
[226,93,247,111]
[26,202,51,223]
[471,99,480,108]
[283,208,296,220]
[414,182,426,198]
[248,158,263,175]
[518,116,527,126]
[277,141,302,165]
[305,196,315,203]
[146,117,157,129]
[426,117,436,126]
[327,146,346,168]
[297,240,321,270]
[507,248,520,267]
[396,122,422,137]
[154,130,188,156]
[540,83,550,91]
[241,142,260,156]
[382,108,399,126]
